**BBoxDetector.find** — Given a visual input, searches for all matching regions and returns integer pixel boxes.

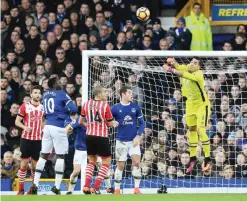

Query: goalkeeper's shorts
[185,100,211,127]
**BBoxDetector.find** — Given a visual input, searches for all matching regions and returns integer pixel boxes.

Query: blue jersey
[69,117,87,151]
[111,102,145,142]
[43,90,77,127]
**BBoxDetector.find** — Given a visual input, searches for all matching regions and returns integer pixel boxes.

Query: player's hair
[119,86,132,98]
[48,77,62,90]
[31,85,42,93]
[193,57,202,67]
[92,85,105,97]
[193,2,201,8]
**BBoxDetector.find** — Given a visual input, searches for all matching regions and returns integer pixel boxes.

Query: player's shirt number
[44,98,55,114]
[90,110,102,122]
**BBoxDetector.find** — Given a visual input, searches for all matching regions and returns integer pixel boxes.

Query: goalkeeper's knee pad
[132,166,142,179]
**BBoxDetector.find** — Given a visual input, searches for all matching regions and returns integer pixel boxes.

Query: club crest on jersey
[131,108,136,113]
[123,115,133,125]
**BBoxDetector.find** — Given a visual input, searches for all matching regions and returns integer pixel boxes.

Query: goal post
[81,50,247,193]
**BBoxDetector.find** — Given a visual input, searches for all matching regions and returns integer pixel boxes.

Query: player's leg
[83,135,97,193]
[185,102,198,174]
[31,126,53,194]
[114,140,128,194]
[197,104,211,172]
[52,126,69,194]
[67,150,87,194]
[92,137,112,193]
[130,144,142,194]
[17,138,30,195]
[96,157,113,193]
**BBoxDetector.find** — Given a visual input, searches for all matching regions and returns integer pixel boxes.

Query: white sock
[132,166,141,188]
[104,178,111,189]
[134,178,141,188]
[55,159,64,189]
[69,174,78,192]
[34,157,47,186]
[114,168,123,189]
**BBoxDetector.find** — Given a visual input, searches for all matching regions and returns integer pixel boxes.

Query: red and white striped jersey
[18,102,45,140]
[81,99,113,138]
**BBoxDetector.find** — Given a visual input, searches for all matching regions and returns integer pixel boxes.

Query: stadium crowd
[1,0,247,184]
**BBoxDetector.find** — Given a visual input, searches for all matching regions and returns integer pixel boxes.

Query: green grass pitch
[1,194,247,201]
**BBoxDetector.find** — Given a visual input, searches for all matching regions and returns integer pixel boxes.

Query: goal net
[82,51,247,193]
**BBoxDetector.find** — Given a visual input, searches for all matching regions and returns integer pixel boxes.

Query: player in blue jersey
[65,115,87,195]
[111,86,145,194]
[65,115,114,194]
[30,78,78,195]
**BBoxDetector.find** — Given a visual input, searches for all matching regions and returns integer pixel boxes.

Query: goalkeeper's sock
[55,159,64,190]
[34,157,47,186]
[94,164,109,190]
[188,131,198,158]
[85,162,96,188]
[69,174,78,192]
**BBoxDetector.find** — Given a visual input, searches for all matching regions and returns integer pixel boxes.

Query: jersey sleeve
[105,104,114,122]
[18,104,26,117]
[176,64,190,71]
[136,105,143,119]
[182,70,203,82]
[111,105,117,118]
[61,91,73,106]
[70,117,81,129]
[136,105,145,136]
[81,103,86,117]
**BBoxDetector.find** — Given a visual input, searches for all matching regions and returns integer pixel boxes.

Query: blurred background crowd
[1,0,247,183]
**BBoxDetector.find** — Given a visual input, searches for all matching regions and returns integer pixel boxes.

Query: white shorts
[73,150,87,165]
[115,140,141,162]
[41,125,68,155]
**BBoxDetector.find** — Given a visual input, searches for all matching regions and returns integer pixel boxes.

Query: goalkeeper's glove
[167,58,176,65]
[163,64,176,74]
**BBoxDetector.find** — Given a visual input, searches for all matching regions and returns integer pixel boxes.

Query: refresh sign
[212,5,247,21]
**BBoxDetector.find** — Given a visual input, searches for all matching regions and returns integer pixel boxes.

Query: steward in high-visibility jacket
[186,11,213,51]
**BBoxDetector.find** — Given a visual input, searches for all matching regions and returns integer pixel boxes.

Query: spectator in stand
[1,151,18,179]
[128,74,144,108]
[222,41,233,51]
[94,12,106,30]
[65,82,76,100]
[159,39,169,50]
[2,103,20,130]
[0,134,12,159]
[236,153,247,178]
[98,24,112,50]
[165,30,181,50]
[4,70,19,93]
[14,39,27,64]
[152,18,167,49]
[30,0,48,27]
[1,89,12,114]
[185,3,212,50]
[140,35,152,50]
[39,17,49,38]
[64,63,75,82]
[114,32,131,50]
[233,32,246,50]
[53,47,68,74]
[1,77,16,102]
[19,0,35,17]
[18,79,33,104]
[125,28,136,49]
[5,126,21,149]
[41,78,49,92]
[173,17,192,50]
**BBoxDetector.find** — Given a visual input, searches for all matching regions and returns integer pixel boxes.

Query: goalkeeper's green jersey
[176,64,209,104]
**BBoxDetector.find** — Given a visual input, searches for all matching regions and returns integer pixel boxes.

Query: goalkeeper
[164,57,211,174]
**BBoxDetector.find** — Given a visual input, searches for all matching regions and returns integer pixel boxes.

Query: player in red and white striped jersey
[15,86,44,195]
[79,86,118,194]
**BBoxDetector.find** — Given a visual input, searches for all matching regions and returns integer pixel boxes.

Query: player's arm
[167,58,189,71]
[15,104,32,132]
[106,105,118,127]
[163,64,202,82]
[63,92,78,113]
[79,103,87,127]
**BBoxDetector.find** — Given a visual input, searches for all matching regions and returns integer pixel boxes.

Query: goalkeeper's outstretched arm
[163,64,202,82]
[167,58,189,71]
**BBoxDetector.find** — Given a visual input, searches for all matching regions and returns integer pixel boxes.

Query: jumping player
[164,57,211,173]
[111,86,145,194]
[80,86,118,194]
[15,86,44,195]
[30,78,78,194]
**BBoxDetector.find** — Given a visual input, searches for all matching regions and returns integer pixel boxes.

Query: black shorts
[86,135,111,158]
[20,138,41,161]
